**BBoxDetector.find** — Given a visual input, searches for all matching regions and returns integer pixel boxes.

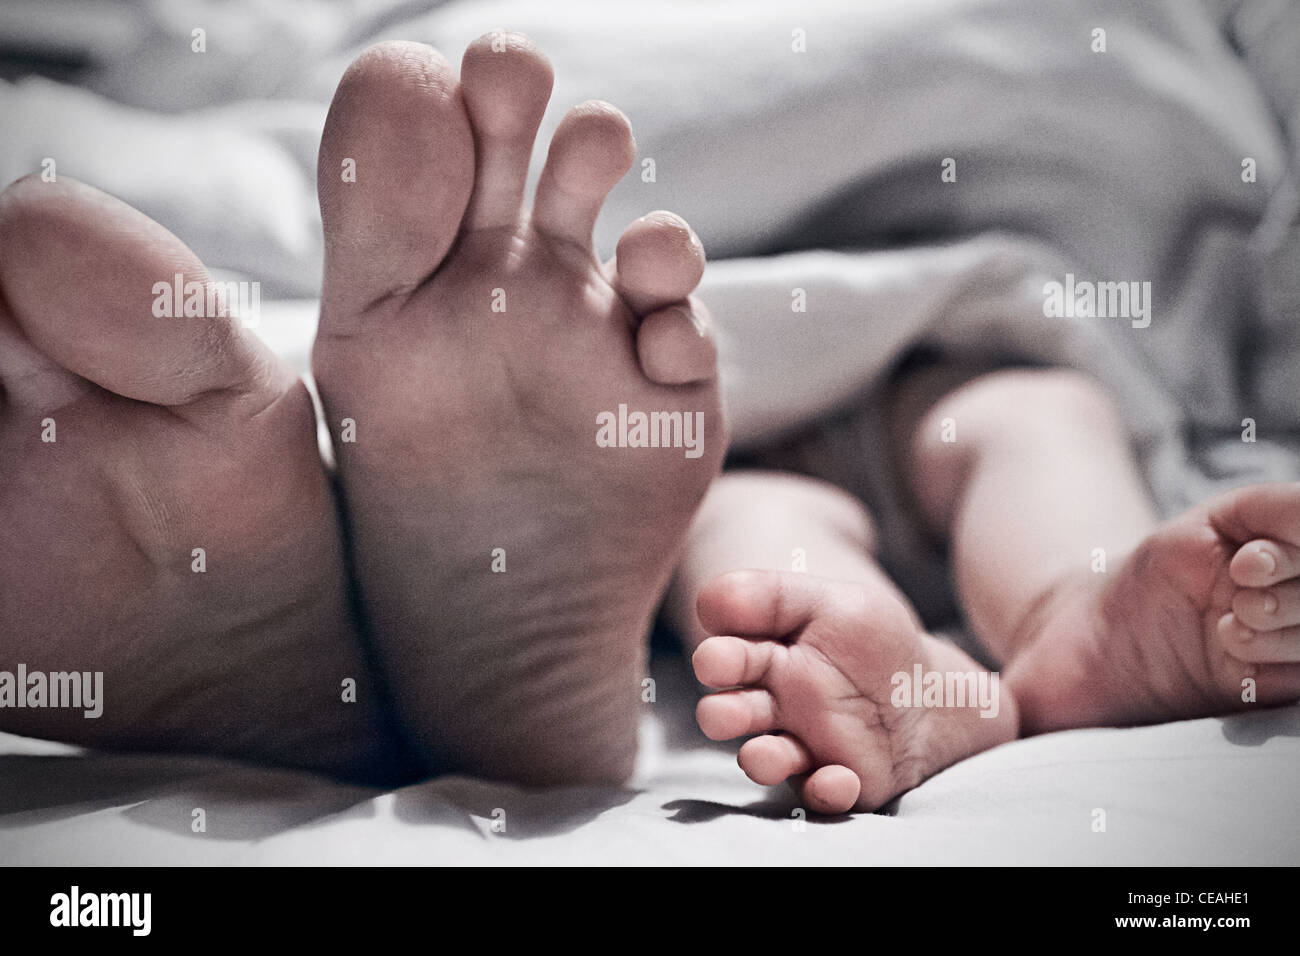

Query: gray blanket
[1,0,1297,865]
[3,0,1296,512]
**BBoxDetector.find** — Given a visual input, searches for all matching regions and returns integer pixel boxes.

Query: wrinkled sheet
[1,0,1299,864]
[4,656,1299,865]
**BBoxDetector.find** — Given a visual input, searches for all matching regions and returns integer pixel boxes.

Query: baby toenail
[1262,591,1279,615]
[1258,548,1276,575]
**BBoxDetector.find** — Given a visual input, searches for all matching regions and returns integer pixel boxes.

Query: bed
[2,0,1298,864]
[4,657,1298,865]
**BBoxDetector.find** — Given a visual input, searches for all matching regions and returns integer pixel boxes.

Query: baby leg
[897,364,1300,731]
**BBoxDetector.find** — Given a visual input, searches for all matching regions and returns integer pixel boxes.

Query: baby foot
[1009,483,1300,732]
[692,570,1018,813]
[312,35,725,784]
[0,177,407,781]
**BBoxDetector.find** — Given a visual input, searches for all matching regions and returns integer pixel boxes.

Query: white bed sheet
[3,0,1300,866]
[3,654,1297,865]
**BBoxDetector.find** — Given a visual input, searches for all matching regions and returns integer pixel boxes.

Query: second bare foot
[313,35,726,785]
[0,177,405,781]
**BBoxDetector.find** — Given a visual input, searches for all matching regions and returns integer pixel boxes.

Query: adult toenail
[681,305,706,336]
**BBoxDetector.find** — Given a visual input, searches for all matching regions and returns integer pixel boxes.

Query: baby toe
[692,635,776,688]
[1229,538,1300,588]
[695,688,776,740]
[737,733,812,786]
[1218,612,1300,663]
[799,764,862,815]
[1232,579,1300,631]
